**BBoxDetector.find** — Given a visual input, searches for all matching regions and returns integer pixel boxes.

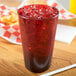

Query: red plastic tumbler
[18,4,59,73]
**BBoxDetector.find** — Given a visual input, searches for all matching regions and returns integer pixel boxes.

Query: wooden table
[0,37,76,76]
[0,0,76,76]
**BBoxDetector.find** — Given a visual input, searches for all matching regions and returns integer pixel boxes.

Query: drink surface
[18,4,58,19]
[18,4,58,73]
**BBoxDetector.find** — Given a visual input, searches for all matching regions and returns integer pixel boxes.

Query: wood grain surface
[0,37,76,76]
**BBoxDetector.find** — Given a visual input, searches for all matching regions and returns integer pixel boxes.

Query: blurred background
[0,0,70,9]
[58,0,69,9]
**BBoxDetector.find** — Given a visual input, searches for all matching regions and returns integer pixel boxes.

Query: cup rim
[17,4,59,20]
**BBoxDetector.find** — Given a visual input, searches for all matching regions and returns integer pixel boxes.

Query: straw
[40,64,76,76]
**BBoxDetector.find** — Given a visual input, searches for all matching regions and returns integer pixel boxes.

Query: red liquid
[18,4,59,73]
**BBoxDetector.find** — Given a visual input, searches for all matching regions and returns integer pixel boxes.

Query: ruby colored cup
[18,4,59,73]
